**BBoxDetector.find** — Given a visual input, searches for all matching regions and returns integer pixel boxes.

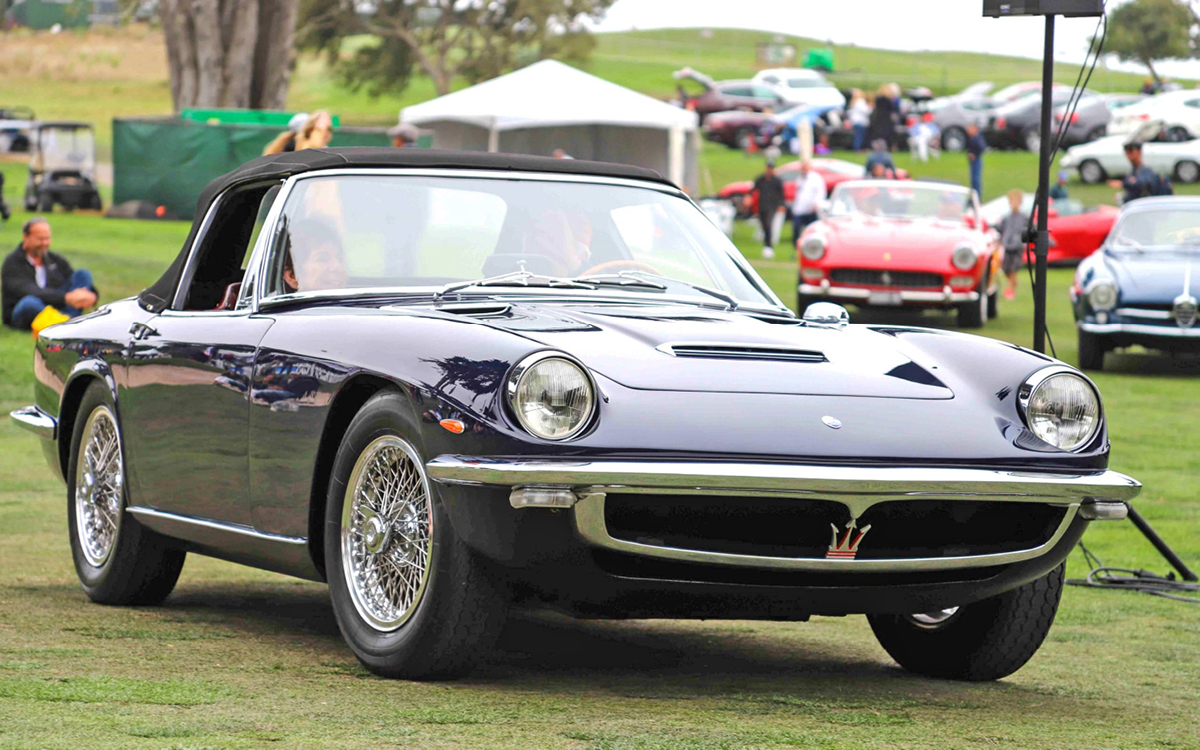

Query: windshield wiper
[609,270,739,310]
[435,271,596,300]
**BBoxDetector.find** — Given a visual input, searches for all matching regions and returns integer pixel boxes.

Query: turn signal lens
[439,419,465,434]
[949,275,975,287]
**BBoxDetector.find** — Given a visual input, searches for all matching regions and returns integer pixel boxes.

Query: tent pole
[667,125,685,188]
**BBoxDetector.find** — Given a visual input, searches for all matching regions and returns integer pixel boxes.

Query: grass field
[1,148,1198,747]
[1,23,1198,749]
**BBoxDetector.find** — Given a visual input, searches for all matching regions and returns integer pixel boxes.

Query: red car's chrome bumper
[799,281,979,304]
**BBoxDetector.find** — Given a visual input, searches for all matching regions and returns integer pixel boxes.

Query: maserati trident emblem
[822,415,842,429]
[827,517,872,559]
[1174,294,1197,329]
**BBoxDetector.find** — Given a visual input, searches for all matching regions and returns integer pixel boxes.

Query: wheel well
[56,374,105,478]
[306,374,399,578]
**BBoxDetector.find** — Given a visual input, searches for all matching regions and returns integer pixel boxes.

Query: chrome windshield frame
[242,167,791,316]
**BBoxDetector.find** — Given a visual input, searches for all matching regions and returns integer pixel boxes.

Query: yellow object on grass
[30,306,70,338]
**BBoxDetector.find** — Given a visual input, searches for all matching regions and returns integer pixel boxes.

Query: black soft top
[138,147,672,312]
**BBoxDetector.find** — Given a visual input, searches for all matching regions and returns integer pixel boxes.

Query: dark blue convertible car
[1072,196,1200,370]
[12,149,1139,681]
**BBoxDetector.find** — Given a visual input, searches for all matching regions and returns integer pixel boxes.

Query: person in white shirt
[847,89,871,152]
[791,161,827,248]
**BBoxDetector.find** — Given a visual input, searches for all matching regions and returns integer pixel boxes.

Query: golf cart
[24,121,102,212]
[0,106,35,153]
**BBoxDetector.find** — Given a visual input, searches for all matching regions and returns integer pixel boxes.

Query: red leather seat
[213,282,241,311]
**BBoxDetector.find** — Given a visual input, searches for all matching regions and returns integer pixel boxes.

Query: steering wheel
[579,259,662,277]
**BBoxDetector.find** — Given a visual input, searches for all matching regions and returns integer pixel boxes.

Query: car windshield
[1110,209,1200,250]
[829,183,973,222]
[35,127,94,172]
[266,174,778,308]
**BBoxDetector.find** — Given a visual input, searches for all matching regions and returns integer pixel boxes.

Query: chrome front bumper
[426,457,1140,573]
[10,406,57,441]
[1079,321,1200,338]
[799,282,978,304]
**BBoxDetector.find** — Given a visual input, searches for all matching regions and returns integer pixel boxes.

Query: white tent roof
[400,59,699,132]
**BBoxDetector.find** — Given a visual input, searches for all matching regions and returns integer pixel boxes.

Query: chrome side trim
[1078,321,1200,338]
[571,493,1080,572]
[10,406,56,441]
[426,456,1142,520]
[799,283,978,304]
[126,506,321,582]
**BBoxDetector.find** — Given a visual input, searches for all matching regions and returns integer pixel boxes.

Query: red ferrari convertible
[979,194,1118,265]
[797,180,1001,328]
[720,158,910,219]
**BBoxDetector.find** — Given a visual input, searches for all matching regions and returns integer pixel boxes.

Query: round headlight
[1086,280,1118,312]
[801,236,827,261]
[508,354,596,441]
[951,244,978,271]
[1020,369,1101,452]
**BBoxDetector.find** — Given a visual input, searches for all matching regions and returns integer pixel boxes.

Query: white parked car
[753,68,846,108]
[1061,120,1200,184]
[1108,89,1200,139]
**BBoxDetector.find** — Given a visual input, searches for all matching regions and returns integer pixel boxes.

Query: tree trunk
[161,0,299,113]
[251,0,300,110]
[1145,57,1161,85]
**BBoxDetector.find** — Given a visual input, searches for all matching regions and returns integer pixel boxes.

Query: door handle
[129,322,159,340]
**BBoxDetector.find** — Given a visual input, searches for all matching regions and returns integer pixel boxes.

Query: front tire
[67,382,186,605]
[941,127,967,152]
[1023,127,1041,153]
[957,279,988,329]
[868,562,1065,681]
[1077,328,1107,371]
[1078,159,1105,185]
[325,390,507,680]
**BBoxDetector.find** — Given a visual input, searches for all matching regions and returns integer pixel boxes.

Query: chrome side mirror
[802,302,850,329]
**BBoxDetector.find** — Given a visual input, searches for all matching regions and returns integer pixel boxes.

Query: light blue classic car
[1072,196,1200,370]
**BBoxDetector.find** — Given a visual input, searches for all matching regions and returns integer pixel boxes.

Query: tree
[1104,0,1194,84]
[160,0,301,112]
[298,0,614,98]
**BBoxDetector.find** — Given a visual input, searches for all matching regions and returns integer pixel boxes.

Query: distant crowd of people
[262,110,421,156]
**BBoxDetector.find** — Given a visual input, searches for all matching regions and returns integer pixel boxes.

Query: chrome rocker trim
[1079,321,1200,338]
[426,457,1141,572]
[799,282,978,304]
[10,406,57,441]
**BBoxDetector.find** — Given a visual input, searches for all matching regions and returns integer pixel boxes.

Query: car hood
[1104,251,1198,304]
[817,215,979,260]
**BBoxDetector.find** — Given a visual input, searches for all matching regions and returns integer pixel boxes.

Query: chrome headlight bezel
[951,244,978,271]
[801,236,828,261]
[506,351,598,442]
[1085,278,1118,312]
[1017,365,1103,453]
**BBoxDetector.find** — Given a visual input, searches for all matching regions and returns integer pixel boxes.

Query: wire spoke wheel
[340,436,434,632]
[74,406,124,568]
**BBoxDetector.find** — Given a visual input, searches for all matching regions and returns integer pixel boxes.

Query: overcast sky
[593,0,1200,79]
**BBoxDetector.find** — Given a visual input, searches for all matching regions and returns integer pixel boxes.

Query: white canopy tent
[400,60,701,193]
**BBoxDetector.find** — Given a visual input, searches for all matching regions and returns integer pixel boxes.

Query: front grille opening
[603,494,1067,561]
[830,269,944,288]
[665,344,826,363]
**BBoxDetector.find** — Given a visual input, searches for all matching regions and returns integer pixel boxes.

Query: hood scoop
[657,342,827,363]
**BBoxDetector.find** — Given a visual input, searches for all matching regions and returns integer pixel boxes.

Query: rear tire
[67,382,186,606]
[1077,329,1107,371]
[1023,127,1041,153]
[1174,160,1200,184]
[325,390,508,680]
[868,562,1065,681]
[1078,159,1105,185]
[941,127,967,152]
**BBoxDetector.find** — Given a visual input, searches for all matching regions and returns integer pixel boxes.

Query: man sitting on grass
[2,217,97,335]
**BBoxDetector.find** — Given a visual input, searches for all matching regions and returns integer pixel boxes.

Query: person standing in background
[0,172,10,221]
[750,161,786,260]
[388,123,419,148]
[791,161,827,248]
[263,110,334,156]
[847,89,870,152]
[996,189,1029,301]
[868,83,897,150]
[966,123,986,200]
[1108,141,1173,204]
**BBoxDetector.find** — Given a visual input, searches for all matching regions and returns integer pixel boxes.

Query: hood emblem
[822,415,842,429]
[827,517,872,559]
[1174,295,1197,329]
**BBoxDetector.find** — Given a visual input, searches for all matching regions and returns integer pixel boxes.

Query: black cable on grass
[1068,542,1200,604]
[1022,9,1108,360]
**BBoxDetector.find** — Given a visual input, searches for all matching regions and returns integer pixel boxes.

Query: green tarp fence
[113,117,395,220]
